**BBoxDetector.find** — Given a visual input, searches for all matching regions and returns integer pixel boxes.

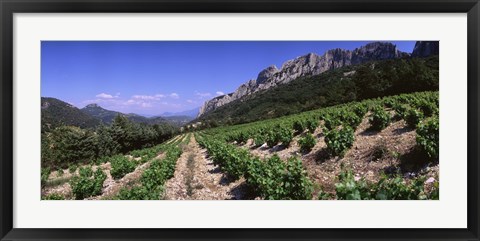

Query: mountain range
[198,41,437,117]
[160,108,199,118]
[81,103,171,125]
[41,98,193,131]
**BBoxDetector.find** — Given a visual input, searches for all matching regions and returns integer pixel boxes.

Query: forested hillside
[41,97,101,131]
[197,56,438,127]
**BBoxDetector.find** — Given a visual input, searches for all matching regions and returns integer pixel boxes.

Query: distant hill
[196,55,439,126]
[160,108,199,118]
[80,104,170,125]
[162,116,194,126]
[41,98,185,132]
[41,97,101,131]
[80,103,121,124]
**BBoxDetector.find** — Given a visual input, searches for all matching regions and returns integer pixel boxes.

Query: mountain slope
[198,41,411,117]
[41,97,101,131]
[196,55,439,126]
[412,41,439,57]
[80,104,121,124]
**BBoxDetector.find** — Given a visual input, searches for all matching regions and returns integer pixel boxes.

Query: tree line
[42,115,177,169]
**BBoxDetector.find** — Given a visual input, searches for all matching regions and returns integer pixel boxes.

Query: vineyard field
[42,91,439,200]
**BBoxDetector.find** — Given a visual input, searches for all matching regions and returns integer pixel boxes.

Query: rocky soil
[164,135,249,200]
[236,113,439,198]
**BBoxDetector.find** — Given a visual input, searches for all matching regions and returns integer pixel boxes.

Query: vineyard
[42,91,439,200]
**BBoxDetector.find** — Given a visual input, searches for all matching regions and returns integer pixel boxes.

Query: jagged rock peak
[85,103,100,108]
[197,41,409,117]
[281,52,319,69]
[411,41,439,57]
[256,65,279,85]
[351,42,404,64]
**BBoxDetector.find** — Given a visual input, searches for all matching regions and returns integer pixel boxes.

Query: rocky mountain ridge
[198,42,411,117]
[411,41,439,57]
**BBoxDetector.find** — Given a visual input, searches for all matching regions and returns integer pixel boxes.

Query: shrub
[68,164,78,174]
[79,165,93,177]
[41,167,51,187]
[94,156,110,165]
[129,145,160,161]
[253,134,266,147]
[234,131,248,144]
[353,104,368,119]
[404,108,424,128]
[416,99,438,117]
[428,180,440,200]
[277,126,293,146]
[282,157,314,199]
[43,193,65,200]
[373,175,427,200]
[110,155,136,179]
[317,190,333,200]
[335,169,371,200]
[56,168,64,177]
[116,185,162,200]
[383,98,396,108]
[246,155,313,200]
[416,116,439,160]
[369,106,391,131]
[70,167,106,200]
[340,111,362,129]
[393,103,409,120]
[323,114,341,131]
[222,148,250,180]
[298,133,316,153]
[325,127,355,157]
[138,146,182,198]
[335,169,429,200]
[293,120,307,134]
[266,131,278,147]
[305,118,319,133]
[141,161,168,192]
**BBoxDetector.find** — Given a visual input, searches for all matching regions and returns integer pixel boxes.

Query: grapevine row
[200,91,439,160]
[115,134,190,200]
[196,134,313,200]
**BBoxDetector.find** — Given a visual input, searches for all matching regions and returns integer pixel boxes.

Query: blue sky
[41,41,416,115]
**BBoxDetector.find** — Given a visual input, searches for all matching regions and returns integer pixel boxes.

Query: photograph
[40,40,439,201]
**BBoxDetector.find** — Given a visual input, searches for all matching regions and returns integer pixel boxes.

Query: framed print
[0,0,479,240]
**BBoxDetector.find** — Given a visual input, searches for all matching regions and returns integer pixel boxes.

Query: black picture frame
[1,0,479,240]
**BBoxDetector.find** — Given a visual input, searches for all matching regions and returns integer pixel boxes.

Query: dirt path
[163,135,248,200]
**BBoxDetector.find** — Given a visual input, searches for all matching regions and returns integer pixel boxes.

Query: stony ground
[164,135,249,200]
